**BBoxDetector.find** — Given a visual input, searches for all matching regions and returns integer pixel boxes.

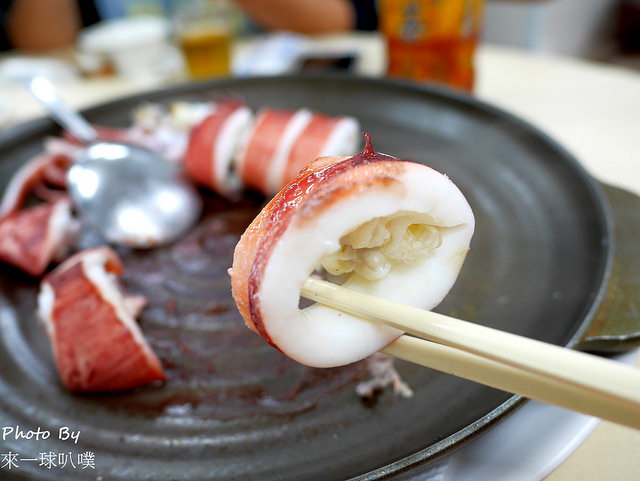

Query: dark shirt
[352,0,378,31]
[0,1,11,50]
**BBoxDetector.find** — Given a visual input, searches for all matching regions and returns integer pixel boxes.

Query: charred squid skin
[281,114,359,188]
[231,132,475,367]
[184,100,250,194]
[40,247,166,392]
[230,154,348,333]
[239,134,403,346]
[282,114,343,186]
[0,153,71,219]
[53,245,123,276]
[184,106,232,189]
[0,198,75,277]
[237,109,296,194]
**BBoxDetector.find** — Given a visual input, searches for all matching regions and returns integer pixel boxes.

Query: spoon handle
[23,76,98,144]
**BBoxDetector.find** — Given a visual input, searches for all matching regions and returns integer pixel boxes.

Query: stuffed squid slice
[236,108,360,196]
[229,134,474,368]
[183,101,253,195]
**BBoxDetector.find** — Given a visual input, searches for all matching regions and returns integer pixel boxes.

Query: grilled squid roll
[236,108,360,196]
[229,134,474,368]
[236,108,312,195]
[279,113,359,189]
[184,101,253,195]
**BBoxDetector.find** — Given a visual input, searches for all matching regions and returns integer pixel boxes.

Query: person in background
[0,0,99,50]
[236,0,377,33]
[0,0,377,51]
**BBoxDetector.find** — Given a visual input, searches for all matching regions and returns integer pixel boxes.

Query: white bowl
[78,16,170,54]
[77,16,181,79]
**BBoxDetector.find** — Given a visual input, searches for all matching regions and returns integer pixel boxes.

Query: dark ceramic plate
[0,76,638,481]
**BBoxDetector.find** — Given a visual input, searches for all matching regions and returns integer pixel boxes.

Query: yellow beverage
[380,0,484,91]
[179,26,231,79]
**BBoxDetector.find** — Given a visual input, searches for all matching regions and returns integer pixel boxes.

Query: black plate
[0,76,632,480]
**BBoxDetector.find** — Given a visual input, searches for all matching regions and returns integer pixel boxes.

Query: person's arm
[235,0,355,33]
[6,0,80,50]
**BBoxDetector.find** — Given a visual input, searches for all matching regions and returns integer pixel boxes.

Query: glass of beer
[174,0,235,79]
[380,0,484,91]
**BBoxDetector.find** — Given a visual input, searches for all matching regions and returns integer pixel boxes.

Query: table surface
[1,34,639,481]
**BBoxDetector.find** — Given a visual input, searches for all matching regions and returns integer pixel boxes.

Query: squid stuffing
[230,134,474,368]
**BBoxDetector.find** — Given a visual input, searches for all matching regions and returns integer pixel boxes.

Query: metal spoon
[24,76,201,247]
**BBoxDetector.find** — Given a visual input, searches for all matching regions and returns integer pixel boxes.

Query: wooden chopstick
[384,336,640,429]
[301,277,640,429]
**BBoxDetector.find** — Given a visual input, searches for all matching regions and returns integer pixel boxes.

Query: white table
[1,36,639,480]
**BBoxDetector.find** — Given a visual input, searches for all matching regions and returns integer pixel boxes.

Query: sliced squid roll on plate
[230,134,475,368]
[184,101,253,195]
[236,108,360,196]
[236,108,312,195]
[279,112,360,190]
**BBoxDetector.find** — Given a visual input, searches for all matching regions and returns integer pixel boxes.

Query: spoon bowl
[68,142,201,247]
[23,75,201,247]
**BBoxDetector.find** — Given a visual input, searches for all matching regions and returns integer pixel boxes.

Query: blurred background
[484,0,639,68]
[0,0,638,95]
